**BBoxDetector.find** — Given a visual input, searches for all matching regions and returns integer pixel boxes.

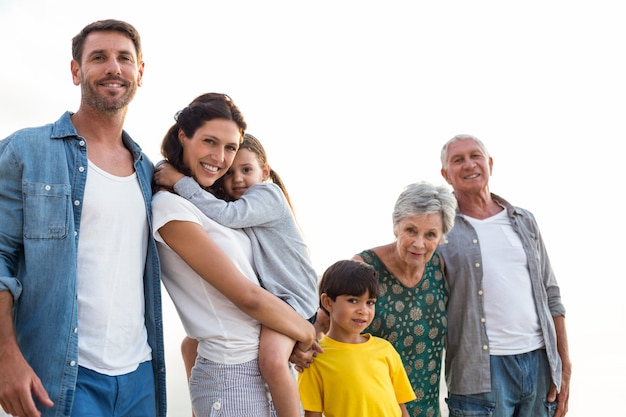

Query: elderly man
[438,134,571,417]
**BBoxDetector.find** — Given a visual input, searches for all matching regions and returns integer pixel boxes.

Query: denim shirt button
[73,200,80,206]
[69,360,76,366]
[44,185,51,191]
[474,263,480,268]
[79,166,85,172]
[79,140,85,146]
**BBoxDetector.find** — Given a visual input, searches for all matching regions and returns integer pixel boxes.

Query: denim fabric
[446,395,495,416]
[437,193,565,395]
[71,361,156,417]
[446,349,556,417]
[0,112,166,417]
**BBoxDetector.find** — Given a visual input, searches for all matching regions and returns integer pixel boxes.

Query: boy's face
[322,291,376,343]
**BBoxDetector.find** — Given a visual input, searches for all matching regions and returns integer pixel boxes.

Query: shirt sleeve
[0,138,23,297]
[297,365,324,413]
[151,191,202,245]
[174,179,288,228]
[388,342,417,404]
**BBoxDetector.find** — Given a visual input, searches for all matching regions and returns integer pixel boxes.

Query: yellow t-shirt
[298,334,416,417]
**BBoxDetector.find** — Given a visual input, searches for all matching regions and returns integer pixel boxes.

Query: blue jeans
[70,361,156,417]
[446,349,557,417]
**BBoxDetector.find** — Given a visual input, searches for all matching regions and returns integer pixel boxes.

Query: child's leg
[181,336,199,382]
[259,326,301,417]
[181,336,199,417]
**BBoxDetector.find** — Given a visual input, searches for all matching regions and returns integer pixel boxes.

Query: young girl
[156,133,320,417]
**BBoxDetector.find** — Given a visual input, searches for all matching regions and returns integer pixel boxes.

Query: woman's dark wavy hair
[160,93,247,181]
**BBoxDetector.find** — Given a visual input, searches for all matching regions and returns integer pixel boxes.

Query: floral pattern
[359,249,448,417]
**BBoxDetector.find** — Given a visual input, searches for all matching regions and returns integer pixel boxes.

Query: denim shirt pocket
[23,181,71,239]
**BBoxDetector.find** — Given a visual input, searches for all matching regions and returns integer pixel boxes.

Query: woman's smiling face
[179,118,241,188]
[394,213,443,269]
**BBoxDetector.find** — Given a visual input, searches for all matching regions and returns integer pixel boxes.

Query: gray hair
[392,181,457,237]
[440,134,490,169]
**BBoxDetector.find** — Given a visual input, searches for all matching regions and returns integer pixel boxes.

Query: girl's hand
[290,340,323,373]
[154,160,185,189]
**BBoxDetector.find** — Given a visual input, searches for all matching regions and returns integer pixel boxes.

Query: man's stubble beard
[81,76,138,113]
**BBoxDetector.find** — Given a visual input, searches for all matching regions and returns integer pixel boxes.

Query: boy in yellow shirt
[298,260,416,417]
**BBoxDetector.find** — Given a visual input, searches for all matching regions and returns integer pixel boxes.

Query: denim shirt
[0,112,166,417]
[437,193,566,396]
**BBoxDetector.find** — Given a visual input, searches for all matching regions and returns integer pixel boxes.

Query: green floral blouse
[358,249,448,417]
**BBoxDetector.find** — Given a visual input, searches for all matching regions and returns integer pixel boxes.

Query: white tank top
[464,209,544,355]
[76,161,152,375]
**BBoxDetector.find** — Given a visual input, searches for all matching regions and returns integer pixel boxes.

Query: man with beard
[0,20,165,417]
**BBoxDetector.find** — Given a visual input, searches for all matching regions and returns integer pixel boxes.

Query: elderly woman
[352,181,457,417]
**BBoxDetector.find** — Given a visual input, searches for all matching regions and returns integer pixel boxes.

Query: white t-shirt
[464,209,544,355]
[152,191,261,364]
[77,161,151,375]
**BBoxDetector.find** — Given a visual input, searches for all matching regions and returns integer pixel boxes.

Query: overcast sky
[1,1,624,415]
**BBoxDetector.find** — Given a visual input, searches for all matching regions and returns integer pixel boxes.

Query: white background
[1,1,624,416]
